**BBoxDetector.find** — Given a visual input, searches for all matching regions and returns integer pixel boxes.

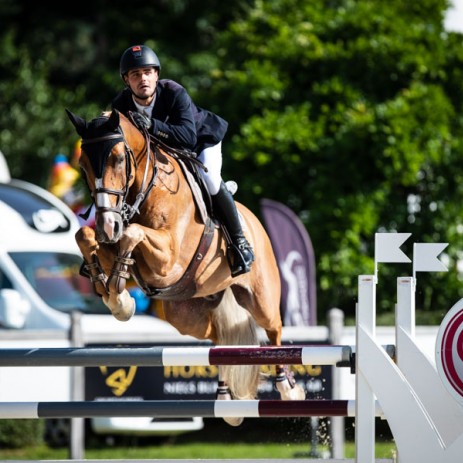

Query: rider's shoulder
[112,88,132,109]
[158,79,189,95]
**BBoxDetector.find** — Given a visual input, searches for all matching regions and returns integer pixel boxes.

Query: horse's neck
[133,152,195,221]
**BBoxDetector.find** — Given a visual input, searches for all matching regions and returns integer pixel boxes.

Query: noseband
[81,128,157,224]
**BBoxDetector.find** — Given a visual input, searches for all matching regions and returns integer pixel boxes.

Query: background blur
[1,0,463,324]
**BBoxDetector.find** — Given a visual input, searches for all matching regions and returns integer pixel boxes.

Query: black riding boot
[212,182,255,277]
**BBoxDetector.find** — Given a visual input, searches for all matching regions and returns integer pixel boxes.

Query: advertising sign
[260,199,317,326]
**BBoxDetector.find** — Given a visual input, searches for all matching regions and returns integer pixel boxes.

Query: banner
[260,199,317,326]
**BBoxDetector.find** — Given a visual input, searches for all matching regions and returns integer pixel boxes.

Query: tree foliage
[211,0,463,321]
[1,0,463,323]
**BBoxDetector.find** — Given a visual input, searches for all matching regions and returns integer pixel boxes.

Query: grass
[0,441,397,460]
[0,418,397,460]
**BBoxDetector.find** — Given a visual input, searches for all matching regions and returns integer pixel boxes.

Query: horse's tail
[213,287,261,400]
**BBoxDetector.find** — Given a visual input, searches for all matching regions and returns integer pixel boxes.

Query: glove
[132,112,152,131]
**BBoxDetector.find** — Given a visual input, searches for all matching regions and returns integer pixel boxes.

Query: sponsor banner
[260,199,316,326]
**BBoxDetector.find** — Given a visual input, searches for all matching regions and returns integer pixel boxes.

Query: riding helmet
[119,45,161,76]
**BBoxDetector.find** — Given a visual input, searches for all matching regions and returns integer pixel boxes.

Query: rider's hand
[132,112,152,131]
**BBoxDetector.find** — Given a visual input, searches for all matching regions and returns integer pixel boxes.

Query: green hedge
[0,419,45,448]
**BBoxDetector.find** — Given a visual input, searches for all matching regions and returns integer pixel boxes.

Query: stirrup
[227,240,255,277]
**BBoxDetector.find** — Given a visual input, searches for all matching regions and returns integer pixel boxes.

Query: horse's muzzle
[96,211,124,243]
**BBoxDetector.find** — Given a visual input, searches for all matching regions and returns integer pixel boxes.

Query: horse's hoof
[276,377,306,400]
[114,298,136,321]
[286,383,306,400]
[216,386,244,426]
[106,291,136,322]
[223,417,244,427]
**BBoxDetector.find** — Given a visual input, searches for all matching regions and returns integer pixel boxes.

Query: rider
[112,44,254,277]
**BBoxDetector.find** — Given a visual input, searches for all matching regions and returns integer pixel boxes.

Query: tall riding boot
[212,181,255,277]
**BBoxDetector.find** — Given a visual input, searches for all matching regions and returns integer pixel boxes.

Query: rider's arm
[150,80,197,150]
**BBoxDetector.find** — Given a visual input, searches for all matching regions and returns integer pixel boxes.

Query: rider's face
[125,67,158,103]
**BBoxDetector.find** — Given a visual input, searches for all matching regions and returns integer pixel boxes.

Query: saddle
[150,135,238,225]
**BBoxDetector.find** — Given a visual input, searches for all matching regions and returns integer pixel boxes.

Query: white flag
[375,233,411,263]
[413,243,448,272]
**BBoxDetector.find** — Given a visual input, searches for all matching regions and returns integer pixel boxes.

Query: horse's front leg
[75,226,108,298]
[108,223,177,288]
[76,226,135,322]
[105,224,175,318]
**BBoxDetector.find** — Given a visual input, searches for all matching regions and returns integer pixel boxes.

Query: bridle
[80,125,158,225]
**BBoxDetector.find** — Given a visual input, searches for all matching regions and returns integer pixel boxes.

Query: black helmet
[119,45,161,76]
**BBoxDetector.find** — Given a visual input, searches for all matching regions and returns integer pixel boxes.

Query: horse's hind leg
[262,324,305,400]
[265,327,306,400]
[232,284,306,401]
[210,288,261,427]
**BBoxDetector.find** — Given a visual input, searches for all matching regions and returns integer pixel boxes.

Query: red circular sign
[436,298,463,404]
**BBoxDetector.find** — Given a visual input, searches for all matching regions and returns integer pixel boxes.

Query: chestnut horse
[66,109,305,426]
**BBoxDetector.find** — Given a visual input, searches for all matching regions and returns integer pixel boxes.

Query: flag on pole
[260,199,317,326]
[413,243,448,273]
[375,233,411,264]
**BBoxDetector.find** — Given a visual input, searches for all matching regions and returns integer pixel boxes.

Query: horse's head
[66,109,139,244]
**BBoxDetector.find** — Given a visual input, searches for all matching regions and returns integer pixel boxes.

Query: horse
[66,109,305,426]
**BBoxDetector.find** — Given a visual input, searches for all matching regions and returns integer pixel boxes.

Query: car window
[0,267,13,290]
[0,183,71,233]
[9,251,108,314]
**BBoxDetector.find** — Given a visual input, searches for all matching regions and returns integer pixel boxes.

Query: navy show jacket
[111,79,228,154]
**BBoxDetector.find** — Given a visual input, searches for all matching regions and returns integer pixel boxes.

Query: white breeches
[198,142,223,195]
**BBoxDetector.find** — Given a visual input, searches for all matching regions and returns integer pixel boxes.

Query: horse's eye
[112,152,125,165]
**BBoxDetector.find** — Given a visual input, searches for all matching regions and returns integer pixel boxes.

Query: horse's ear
[65,109,87,137]
[107,110,120,131]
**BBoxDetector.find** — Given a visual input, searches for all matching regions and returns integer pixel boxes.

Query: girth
[131,217,216,301]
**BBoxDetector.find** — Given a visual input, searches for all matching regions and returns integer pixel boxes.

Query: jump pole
[0,399,384,420]
[0,345,352,367]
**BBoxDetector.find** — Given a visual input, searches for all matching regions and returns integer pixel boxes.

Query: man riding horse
[112,44,254,277]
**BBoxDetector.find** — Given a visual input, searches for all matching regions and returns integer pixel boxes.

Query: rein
[121,128,158,224]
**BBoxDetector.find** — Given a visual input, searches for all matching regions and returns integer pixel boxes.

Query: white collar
[133,95,155,116]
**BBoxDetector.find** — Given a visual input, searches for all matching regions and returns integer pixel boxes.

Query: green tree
[211,0,463,321]
[0,0,247,183]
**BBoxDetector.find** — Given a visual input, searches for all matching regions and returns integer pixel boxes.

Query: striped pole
[0,400,384,419]
[0,345,353,367]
